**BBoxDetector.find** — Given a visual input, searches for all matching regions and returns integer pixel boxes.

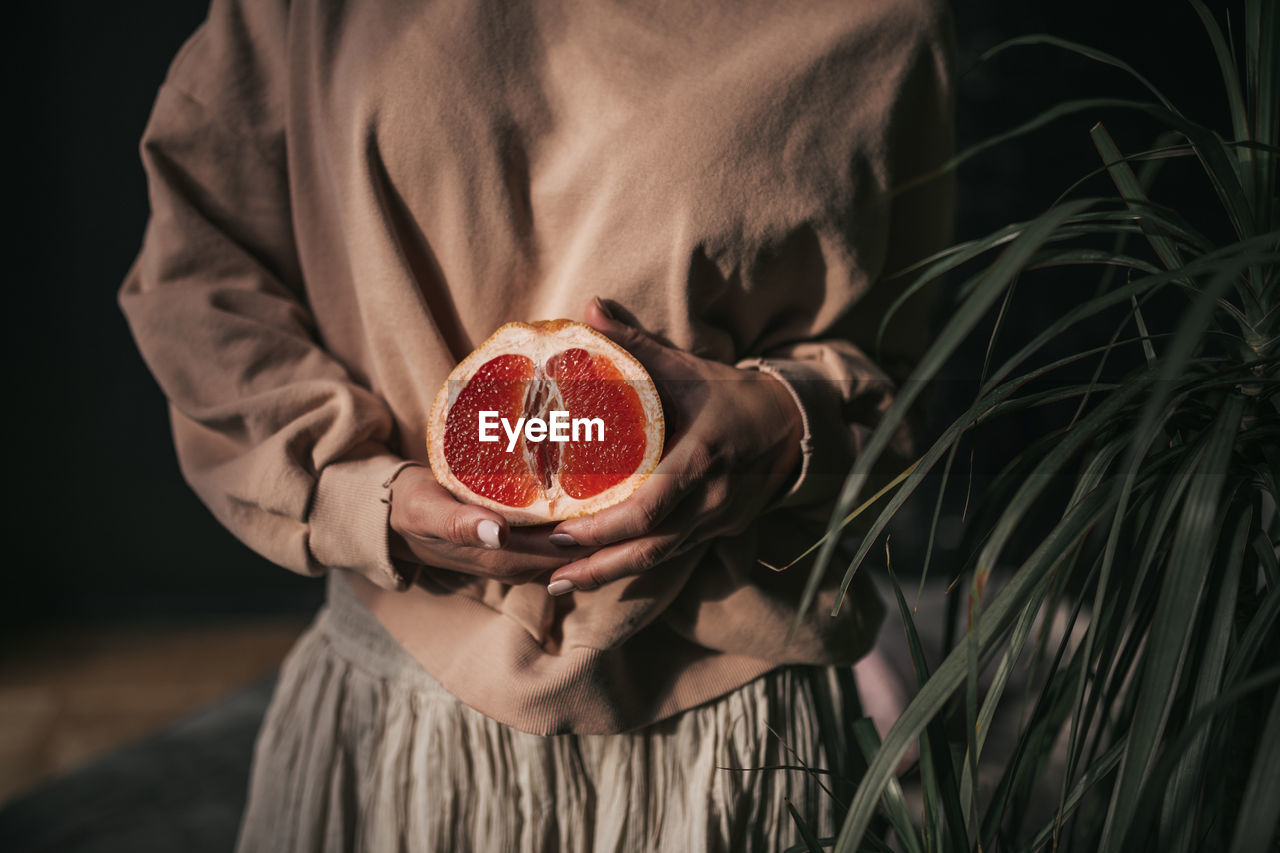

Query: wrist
[385,462,428,569]
[736,358,819,510]
[753,370,805,497]
[308,449,423,590]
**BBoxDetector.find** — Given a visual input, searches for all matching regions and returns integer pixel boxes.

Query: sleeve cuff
[736,357,858,512]
[308,448,424,591]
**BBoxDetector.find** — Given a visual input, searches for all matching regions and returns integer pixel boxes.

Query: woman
[121,0,954,848]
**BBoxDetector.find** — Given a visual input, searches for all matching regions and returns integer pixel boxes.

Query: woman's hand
[389,466,593,585]
[544,299,803,595]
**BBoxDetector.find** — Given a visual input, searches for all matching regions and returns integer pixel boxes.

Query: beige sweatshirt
[121,0,954,735]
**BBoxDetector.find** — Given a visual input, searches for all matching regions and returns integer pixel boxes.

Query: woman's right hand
[388,465,593,585]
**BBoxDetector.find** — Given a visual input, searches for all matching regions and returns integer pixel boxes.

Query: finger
[405,542,567,583]
[505,526,596,559]
[548,439,706,547]
[584,298,684,377]
[397,486,510,550]
[546,526,686,593]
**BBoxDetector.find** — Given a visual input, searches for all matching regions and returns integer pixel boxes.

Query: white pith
[518,362,565,499]
[427,321,665,525]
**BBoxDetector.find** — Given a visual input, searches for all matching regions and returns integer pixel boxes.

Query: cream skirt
[236,574,864,852]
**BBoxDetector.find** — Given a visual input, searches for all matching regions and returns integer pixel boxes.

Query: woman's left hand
[545,299,803,595]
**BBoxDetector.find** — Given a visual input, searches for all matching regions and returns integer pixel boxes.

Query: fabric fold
[237,573,865,853]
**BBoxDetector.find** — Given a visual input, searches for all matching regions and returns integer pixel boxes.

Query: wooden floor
[0,619,309,805]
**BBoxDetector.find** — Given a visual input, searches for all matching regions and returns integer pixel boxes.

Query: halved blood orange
[427,320,664,525]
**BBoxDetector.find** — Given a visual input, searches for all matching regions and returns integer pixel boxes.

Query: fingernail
[477,520,503,549]
[547,579,576,596]
[549,532,578,547]
[593,296,615,320]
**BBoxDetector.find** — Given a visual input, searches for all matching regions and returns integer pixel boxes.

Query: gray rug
[0,679,274,853]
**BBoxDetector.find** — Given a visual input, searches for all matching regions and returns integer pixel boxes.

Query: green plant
[791,1,1278,850]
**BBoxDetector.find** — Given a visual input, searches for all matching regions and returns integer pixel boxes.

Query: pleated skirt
[236,575,865,853]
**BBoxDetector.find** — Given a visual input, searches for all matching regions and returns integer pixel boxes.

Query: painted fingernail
[547,579,577,596]
[549,532,578,547]
[477,520,503,549]
[593,296,615,319]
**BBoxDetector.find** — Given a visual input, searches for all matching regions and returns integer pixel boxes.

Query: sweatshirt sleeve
[739,1,955,516]
[119,0,416,591]
[736,342,904,514]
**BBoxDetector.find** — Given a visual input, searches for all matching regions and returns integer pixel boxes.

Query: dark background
[3,0,1228,633]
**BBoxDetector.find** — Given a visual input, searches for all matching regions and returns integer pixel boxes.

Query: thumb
[439,505,509,550]
[390,468,509,549]
[584,297,681,375]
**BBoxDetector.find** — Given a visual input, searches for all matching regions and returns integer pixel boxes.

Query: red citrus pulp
[427,320,664,524]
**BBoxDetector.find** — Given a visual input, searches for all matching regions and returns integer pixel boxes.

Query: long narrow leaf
[1019,740,1126,853]
[851,719,925,853]
[834,485,1118,852]
[785,800,825,853]
[977,34,1180,113]
[1114,669,1280,853]
[982,236,1279,396]
[1091,123,1184,271]
[1228,687,1280,853]
[1099,395,1245,851]
[885,559,969,852]
[797,199,1096,626]
[1189,0,1252,164]
[1063,425,1207,802]
[1163,503,1252,853]
[957,595,1039,826]
[1223,579,1280,688]
[830,351,1156,621]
